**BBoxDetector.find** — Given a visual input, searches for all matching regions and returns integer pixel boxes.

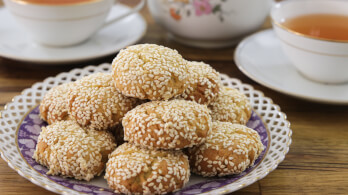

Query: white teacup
[148,0,272,48]
[271,0,348,84]
[3,0,145,47]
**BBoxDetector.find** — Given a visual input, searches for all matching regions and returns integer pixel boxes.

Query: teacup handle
[103,0,145,28]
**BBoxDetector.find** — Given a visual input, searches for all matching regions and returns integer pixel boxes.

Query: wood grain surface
[0,1,347,195]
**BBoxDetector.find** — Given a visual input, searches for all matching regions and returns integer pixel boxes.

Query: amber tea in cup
[281,14,348,41]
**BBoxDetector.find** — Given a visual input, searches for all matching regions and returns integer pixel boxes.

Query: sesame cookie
[187,122,264,177]
[177,61,221,105]
[40,82,75,124]
[208,87,252,125]
[123,99,212,150]
[105,143,190,195]
[112,44,189,100]
[33,120,116,181]
[68,73,139,131]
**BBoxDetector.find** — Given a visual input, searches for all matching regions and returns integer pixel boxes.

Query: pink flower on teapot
[193,0,212,16]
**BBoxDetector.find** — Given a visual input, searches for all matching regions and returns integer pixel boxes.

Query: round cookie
[187,122,264,177]
[68,73,139,131]
[112,44,189,100]
[123,99,212,150]
[33,120,116,181]
[177,61,221,105]
[105,143,190,194]
[208,87,252,125]
[40,82,75,124]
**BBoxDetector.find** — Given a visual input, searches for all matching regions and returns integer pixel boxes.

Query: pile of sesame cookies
[34,44,264,194]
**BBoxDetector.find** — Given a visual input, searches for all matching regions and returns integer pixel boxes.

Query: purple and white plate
[0,63,292,194]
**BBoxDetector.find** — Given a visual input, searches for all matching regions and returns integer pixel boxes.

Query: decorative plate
[0,63,292,194]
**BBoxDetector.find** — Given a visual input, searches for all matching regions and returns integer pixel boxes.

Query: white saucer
[0,5,146,64]
[235,29,348,105]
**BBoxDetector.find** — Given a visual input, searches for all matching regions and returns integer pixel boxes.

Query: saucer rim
[234,29,348,105]
[0,5,147,65]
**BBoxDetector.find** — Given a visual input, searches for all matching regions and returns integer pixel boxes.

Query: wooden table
[0,1,347,195]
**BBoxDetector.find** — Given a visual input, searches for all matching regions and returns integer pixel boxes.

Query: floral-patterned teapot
[148,0,272,48]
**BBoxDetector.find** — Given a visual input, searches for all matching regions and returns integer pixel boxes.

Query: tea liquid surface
[282,14,348,41]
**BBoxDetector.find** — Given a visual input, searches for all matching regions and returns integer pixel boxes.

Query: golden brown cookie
[187,122,263,177]
[105,143,190,194]
[123,99,212,150]
[177,61,221,105]
[68,73,139,131]
[33,120,116,181]
[112,44,189,100]
[208,87,252,125]
[40,82,75,124]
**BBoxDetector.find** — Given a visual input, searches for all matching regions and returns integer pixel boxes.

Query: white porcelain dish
[0,63,292,194]
[0,5,146,64]
[235,29,348,105]
[4,0,115,46]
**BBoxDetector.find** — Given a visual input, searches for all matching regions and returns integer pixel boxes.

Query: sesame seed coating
[33,120,116,181]
[208,87,252,125]
[105,143,190,195]
[176,61,221,105]
[112,44,189,100]
[68,73,140,131]
[187,122,264,177]
[40,82,75,124]
[122,99,212,150]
